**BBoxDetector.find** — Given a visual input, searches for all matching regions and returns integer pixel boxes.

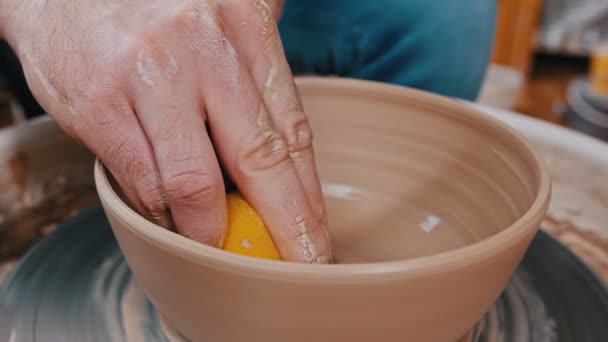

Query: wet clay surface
[299,82,547,264]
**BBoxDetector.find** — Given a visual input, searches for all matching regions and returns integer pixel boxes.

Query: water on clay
[322,183,476,263]
[3,206,606,342]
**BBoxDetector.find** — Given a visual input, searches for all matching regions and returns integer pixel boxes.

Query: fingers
[210,82,331,263]
[220,0,328,227]
[131,48,227,247]
[188,11,331,262]
[80,101,172,229]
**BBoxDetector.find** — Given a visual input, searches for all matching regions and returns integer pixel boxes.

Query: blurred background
[477,0,608,141]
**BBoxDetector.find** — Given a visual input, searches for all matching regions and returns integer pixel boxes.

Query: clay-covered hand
[0,0,332,263]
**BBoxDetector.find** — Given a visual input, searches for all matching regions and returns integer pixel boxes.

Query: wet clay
[136,47,178,87]
[94,77,550,342]
[306,84,544,263]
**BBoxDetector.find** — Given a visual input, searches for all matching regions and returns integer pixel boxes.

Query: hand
[265,0,285,20]
[1,0,332,263]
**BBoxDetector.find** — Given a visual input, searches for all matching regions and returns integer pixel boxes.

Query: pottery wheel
[1,206,607,342]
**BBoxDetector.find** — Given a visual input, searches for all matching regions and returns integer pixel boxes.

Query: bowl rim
[93,76,552,279]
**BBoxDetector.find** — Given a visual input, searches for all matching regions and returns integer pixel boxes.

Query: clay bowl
[94,77,551,342]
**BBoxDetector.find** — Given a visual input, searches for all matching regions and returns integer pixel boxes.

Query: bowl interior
[104,77,545,265]
[299,78,542,263]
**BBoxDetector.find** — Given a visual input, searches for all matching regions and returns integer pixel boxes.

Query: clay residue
[294,216,329,263]
[288,151,301,161]
[251,0,273,33]
[254,0,311,165]
[224,43,240,86]
[255,0,284,111]
[285,115,312,161]
[264,66,277,95]
[136,52,155,87]
[185,2,240,86]
[256,106,274,138]
[136,47,178,87]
